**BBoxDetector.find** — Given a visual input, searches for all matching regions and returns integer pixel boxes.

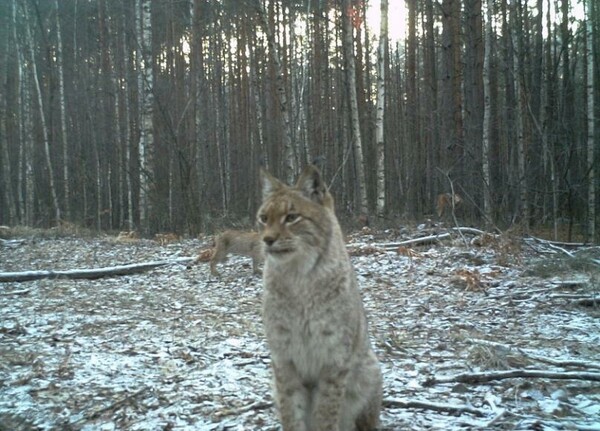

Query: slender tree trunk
[257,0,296,183]
[464,0,484,215]
[424,0,438,209]
[512,2,528,229]
[342,0,368,216]
[545,0,558,239]
[441,0,464,181]
[54,0,70,221]
[482,0,493,225]
[586,0,595,242]
[120,10,134,230]
[406,0,418,216]
[375,0,388,217]
[1,5,17,223]
[94,124,102,230]
[191,0,207,223]
[137,0,154,233]
[23,3,61,223]
[13,0,30,224]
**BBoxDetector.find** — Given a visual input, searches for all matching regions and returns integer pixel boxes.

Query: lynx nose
[263,235,277,247]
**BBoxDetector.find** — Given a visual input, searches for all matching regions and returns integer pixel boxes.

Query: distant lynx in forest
[209,230,264,276]
[257,165,382,431]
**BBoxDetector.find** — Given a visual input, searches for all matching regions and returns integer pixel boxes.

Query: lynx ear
[295,165,329,206]
[260,168,284,200]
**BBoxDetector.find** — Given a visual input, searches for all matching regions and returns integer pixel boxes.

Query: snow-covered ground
[1,230,599,430]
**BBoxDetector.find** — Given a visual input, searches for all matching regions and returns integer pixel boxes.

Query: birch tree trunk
[585,0,595,242]
[481,0,493,224]
[342,0,368,217]
[23,3,61,223]
[137,0,155,232]
[54,0,70,221]
[375,0,388,217]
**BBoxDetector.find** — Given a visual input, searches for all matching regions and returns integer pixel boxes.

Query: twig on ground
[72,387,148,424]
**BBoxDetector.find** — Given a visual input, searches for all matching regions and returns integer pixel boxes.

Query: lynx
[257,165,382,431]
[436,192,463,219]
[209,230,264,276]
[154,232,180,245]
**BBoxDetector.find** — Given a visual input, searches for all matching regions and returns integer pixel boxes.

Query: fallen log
[383,398,488,417]
[468,338,600,370]
[0,257,195,283]
[373,227,486,250]
[374,233,452,249]
[424,369,600,386]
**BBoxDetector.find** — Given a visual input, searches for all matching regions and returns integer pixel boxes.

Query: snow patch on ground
[1,234,599,430]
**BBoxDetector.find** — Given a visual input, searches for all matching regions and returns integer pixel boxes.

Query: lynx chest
[263,279,355,382]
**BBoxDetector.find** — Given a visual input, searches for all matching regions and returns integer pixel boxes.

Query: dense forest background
[0,0,597,241]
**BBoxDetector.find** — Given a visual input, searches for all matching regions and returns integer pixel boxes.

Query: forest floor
[1,226,599,431]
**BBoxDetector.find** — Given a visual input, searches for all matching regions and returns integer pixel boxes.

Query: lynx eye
[285,213,299,223]
[258,214,268,224]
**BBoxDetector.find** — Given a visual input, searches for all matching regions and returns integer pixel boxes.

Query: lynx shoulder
[209,230,263,276]
[257,165,382,431]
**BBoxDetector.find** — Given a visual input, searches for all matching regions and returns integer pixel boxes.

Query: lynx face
[257,169,333,268]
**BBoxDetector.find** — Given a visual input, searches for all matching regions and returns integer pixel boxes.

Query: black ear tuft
[260,168,284,200]
[312,155,326,169]
[295,165,329,205]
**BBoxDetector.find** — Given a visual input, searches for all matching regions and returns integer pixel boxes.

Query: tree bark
[1,4,17,224]
[342,0,368,216]
[481,0,493,224]
[23,2,61,223]
[137,0,155,233]
[14,0,34,226]
[375,0,388,218]
[54,0,71,222]
[511,1,528,228]
[256,0,296,184]
[585,0,595,242]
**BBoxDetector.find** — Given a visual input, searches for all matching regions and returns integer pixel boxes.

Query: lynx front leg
[312,369,349,431]
[273,362,310,431]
